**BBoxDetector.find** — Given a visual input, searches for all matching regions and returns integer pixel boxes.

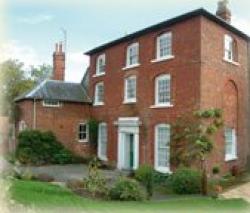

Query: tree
[30,64,52,84]
[0,60,52,121]
[0,60,34,119]
[171,108,224,195]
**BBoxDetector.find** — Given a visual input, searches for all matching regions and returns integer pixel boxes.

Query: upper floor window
[96,54,106,75]
[157,32,172,60]
[224,35,238,63]
[124,75,136,103]
[78,123,88,142]
[43,99,60,107]
[155,74,171,106]
[126,43,139,67]
[94,82,104,105]
[225,127,237,161]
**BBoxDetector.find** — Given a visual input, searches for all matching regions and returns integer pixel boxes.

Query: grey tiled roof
[15,80,92,103]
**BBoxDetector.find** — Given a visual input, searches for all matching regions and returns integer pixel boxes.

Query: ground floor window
[98,122,107,161]
[19,120,27,132]
[78,123,88,142]
[225,127,237,161]
[155,124,171,173]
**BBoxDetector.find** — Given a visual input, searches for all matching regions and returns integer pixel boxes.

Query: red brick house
[15,1,250,175]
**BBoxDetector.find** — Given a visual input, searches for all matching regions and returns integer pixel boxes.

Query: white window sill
[122,63,140,70]
[225,155,237,162]
[93,103,104,106]
[98,156,108,161]
[155,167,172,174]
[150,104,173,109]
[223,58,240,66]
[93,73,105,78]
[123,100,136,104]
[151,55,175,63]
[78,140,88,143]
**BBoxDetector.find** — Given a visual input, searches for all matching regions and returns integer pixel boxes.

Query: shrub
[212,166,220,175]
[171,167,201,194]
[109,177,145,201]
[16,130,82,165]
[153,171,170,186]
[135,165,154,198]
[84,158,108,198]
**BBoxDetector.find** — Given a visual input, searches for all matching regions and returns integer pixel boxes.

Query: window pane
[157,77,171,104]
[99,124,107,158]
[127,43,139,66]
[126,77,136,100]
[158,33,172,58]
[156,125,170,169]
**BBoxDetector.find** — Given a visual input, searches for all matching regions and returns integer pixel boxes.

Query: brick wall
[88,15,249,175]
[16,100,94,157]
[89,17,202,168]
[200,17,249,174]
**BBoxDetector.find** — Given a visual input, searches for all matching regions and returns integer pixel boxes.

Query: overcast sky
[2,0,250,82]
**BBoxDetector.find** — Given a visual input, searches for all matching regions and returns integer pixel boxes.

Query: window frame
[225,127,237,161]
[94,82,104,106]
[156,32,173,60]
[155,74,171,107]
[98,122,108,161]
[95,54,106,76]
[154,124,171,173]
[43,99,60,107]
[78,122,88,143]
[124,75,137,103]
[126,42,139,67]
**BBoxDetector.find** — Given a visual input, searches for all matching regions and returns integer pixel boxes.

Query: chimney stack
[216,0,231,23]
[53,42,65,81]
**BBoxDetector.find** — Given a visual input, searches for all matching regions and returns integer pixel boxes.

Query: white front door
[117,117,140,170]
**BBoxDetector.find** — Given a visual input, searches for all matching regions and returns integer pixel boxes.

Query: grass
[9,179,250,213]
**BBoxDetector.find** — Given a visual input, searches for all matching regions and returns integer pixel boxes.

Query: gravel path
[18,164,122,182]
[221,182,250,202]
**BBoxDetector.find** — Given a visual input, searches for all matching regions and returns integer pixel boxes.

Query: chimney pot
[216,0,231,23]
[59,42,63,53]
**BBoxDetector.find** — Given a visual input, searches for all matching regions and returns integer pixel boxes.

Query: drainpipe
[33,98,37,129]
[247,40,250,168]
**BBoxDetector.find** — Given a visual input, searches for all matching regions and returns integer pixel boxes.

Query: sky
[2,0,250,83]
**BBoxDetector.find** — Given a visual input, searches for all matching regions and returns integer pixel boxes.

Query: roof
[15,80,92,104]
[85,8,250,55]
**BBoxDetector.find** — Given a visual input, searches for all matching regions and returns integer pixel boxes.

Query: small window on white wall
[94,82,104,105]
[225,127,237,161]
[155,74,171,106]
[155,124,171,173]
[96,54,106,75]
[78,123,88,142]
[157,32,172,59]
[98,122,107,161]
[124,76,136,103]
[126,43,139,67]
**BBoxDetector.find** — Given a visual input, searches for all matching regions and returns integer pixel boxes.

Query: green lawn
[9,179,250,213]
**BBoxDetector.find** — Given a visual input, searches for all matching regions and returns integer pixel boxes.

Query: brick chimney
[216,0,231,23]
[53,42,65,81]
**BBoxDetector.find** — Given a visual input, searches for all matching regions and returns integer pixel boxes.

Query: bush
[171,167,201,194]
[16,130,83,165]
[84,158,108,198]
[109,178,145,201]
[135,165,154,198]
